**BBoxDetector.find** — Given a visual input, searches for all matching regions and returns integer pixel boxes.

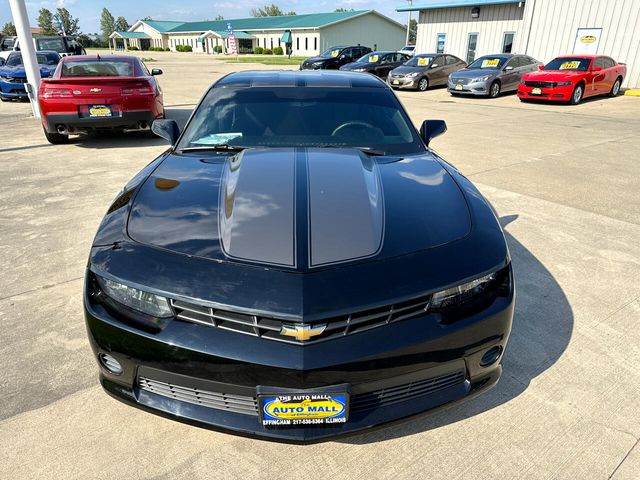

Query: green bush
[127,45,139,51]
[213,45,223,53]
[263,48,273,55]
[148,47,165,51]
[175,45,193,52]
[254,46,263,54]
[164,47,170,51]
[273,46,283,55]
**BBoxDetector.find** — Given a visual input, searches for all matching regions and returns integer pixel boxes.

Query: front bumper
[85,266,515,443]
[517,85,573,101]
[42,110,156,134]
[448,79,490,95]
[0,80,27,98]
[388,76,418,89]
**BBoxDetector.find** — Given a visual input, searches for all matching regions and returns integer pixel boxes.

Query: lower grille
[525,81,556,88]
[137,370,467,417]
[171,294,431,345]
[138,377,259,416]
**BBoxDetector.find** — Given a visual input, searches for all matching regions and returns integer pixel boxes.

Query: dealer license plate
[259,390,349,427]
[455,84,463,91]
[531,87,542,95]
[392,79,400,85]
[89,105,112,117]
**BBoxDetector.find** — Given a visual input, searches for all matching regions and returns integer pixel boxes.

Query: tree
[55,7,80,35]
[334,8,354,12]
[38,8,57,35]
[141,16,153,21]
[251,4,296,17]
[115,16,130,32]
[409,18,417,43]
[100,8,116,40]
[215,14,224,20]
[2,22,16,36]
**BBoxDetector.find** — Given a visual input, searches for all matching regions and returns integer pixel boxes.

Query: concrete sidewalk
[1,52,639,479]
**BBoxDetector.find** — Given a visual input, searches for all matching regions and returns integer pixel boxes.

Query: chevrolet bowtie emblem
[280,323,327,341]
[90,88,102,92]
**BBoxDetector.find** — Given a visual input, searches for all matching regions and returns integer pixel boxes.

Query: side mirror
[430,63,439,68]
[538,64,544,70]
[152,119,180,145]
[151,68,163,76]
[591,66,602,72]
[504,65,514,71]
[420,120,447,146]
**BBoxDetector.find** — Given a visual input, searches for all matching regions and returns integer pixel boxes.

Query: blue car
[0,50,60,101]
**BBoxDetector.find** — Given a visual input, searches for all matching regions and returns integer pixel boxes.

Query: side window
[603,57,615,69]
[593,57,605,69]
[445,55,457,65]
[432,56,443,67]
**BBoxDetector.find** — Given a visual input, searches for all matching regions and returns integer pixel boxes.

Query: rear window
[61,60,134,77]
[36,38,66,53]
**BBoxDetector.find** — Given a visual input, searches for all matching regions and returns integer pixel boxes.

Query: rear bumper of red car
[42,109,157,133]
[517,84,573,101]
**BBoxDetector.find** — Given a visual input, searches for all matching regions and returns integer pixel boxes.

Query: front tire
[43,127,69,144]
[488,81,501,98]
[570,83,584,105]
[610,77,622,97]
[417,77,429,92]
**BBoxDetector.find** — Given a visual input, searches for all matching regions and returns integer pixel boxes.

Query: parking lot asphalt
[1,51,639,480]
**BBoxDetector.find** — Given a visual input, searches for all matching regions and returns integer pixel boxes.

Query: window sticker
[560,61,580,70]
[193,133,243,145]
[330,49,340,57]
[417,57,431,66]
[481,58,500,68]
[369,55,379,63]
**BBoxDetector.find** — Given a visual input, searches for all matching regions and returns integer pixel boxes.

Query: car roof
[554,54,598,59]
[477,53,513,59]
[59,54,137,62]
[8,50,59,56]
[217,70,386,89]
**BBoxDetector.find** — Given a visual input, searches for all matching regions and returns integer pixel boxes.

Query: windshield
[467,56,507,70]
[405,55,435,67]
[61,60,134,77]
[177,86,424,155]
[319,47,343,58]
[357,53,382,64]
[36,38,66,53]
[5,52,60,67]
[544,57,591,71]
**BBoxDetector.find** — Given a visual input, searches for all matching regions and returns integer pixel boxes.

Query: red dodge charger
[38,55,164,144]
[517,55,626,105]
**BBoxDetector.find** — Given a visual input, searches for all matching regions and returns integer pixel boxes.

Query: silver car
[448,54,542,98]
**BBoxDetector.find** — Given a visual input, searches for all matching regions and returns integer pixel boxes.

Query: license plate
[259,389,349,427]
[531,87,542,95]
[89,105,112,117]
[455,84,463,91]
[392,79,400,85]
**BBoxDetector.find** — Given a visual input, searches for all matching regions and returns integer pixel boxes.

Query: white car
[399,45,416,56]
[0,35,85,61]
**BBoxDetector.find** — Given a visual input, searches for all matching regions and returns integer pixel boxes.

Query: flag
[227,22,238,55]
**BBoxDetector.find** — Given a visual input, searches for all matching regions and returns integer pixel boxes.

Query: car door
[444,55,463,81]
[601,57,617,92]
[375,54,395,78]
[428,55,447,85]
[500,57,520,91]
[589,57,606,95]
[338,48,354,67]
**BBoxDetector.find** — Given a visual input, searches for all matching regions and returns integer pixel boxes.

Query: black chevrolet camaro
[84,70,514,443]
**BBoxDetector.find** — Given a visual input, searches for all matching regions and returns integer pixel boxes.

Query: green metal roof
[166,10,371,33]
[397,0,525,11]
[114,31,151,38]
[202,30,256,39]
[142,20,189,32]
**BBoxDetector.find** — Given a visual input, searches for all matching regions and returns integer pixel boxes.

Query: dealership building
[398,0,640,87]
[109,10,406,58]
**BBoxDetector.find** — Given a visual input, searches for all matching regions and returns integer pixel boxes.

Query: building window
[305,37,308,50]
[278,38,281,46]
[466,33,478,64]
[314,37,317,50]
[270,38,273,49]
[436,33,446,53]
[263,38,266,48]
[502,32,514,53]
[296,37,299,50]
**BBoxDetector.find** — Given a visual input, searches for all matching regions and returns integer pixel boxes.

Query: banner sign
[573,28,602,55]
[227,22,238,55]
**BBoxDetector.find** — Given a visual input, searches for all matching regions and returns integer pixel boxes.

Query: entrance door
[466,33,478,64]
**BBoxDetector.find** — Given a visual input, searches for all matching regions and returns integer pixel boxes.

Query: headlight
[471,75,491,83]
[352,68,367,72]
[407,72,420,78]
[430,271,499,310]
[557,81,572,86]
[96,275,173,318]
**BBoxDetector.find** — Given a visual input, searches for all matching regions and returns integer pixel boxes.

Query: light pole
[8,0,41,118]
[405,0,413,45]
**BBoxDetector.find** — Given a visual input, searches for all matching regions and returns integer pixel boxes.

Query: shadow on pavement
[341,214,573,444]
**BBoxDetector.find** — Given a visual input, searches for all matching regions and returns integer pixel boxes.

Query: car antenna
[96,53,101,61]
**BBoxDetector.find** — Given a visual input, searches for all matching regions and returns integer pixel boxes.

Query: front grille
[452,78,470,85]
[137,370,467,417]
[171,294,431,345]
[138,377,259,416]
[525,81,556,88]
[350,370,466,412]
[389,73,405,79]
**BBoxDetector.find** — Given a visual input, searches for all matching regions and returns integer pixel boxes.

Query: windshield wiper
[178,144,247,153]
[315,145,387,156]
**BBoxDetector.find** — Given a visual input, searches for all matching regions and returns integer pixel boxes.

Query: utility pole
[8,0,41,118]
[405,0,413,45]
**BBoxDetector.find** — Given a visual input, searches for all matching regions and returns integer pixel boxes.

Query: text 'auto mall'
[401,0,640,88]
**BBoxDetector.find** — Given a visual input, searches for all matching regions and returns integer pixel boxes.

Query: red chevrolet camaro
[38,55,164,144]
[517,55,626,105]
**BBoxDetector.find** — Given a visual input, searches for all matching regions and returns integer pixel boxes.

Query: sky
[1,0,410,35]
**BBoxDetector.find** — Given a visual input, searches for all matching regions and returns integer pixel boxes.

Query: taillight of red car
[40,84,74,99]
[120,82,155,96]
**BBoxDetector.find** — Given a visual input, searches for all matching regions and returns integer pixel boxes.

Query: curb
[624,89,640,96]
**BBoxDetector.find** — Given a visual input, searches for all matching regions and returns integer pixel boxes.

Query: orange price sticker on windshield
[560,61,580,69]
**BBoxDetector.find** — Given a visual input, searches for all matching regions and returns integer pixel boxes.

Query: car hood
[450,68,498,79]
[0,65,55,78]
[523,70,584,81]
[127,148,471,272]
[390,66,424,75]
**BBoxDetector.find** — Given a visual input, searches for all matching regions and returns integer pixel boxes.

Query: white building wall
[320,13,406,53]
[516,0,640,88]
[290,30,320,56]
[253,30,291,53]
[414,4,525,61]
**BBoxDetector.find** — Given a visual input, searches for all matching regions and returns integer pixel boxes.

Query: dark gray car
[388,53,466,91]
[448,54,542,98]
